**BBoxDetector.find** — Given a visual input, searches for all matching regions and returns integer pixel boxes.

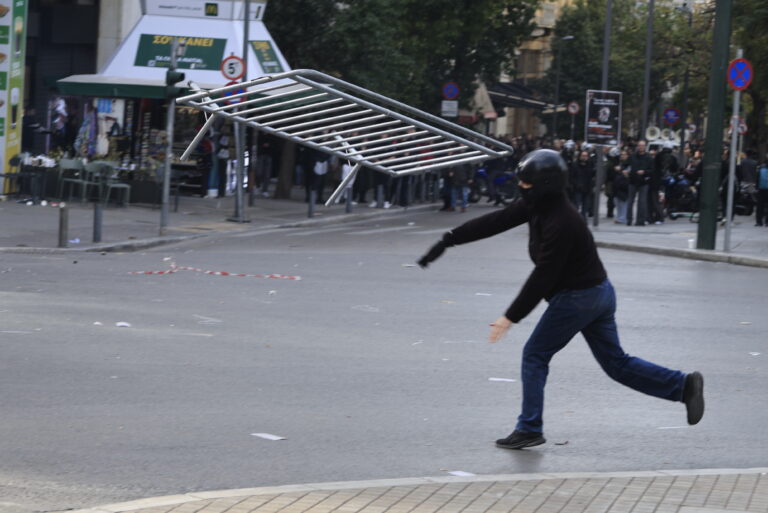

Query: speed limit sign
[221,55,245,81]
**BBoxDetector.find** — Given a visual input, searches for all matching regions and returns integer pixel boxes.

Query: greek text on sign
[250,40,283,74]
[145,0,267,20]
[134,34,227,70]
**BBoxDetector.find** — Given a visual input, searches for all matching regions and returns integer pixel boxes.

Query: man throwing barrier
[418,149,704,450]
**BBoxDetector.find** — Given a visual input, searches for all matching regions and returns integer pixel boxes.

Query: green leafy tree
[264,0,537,114]
[540,0,711,142]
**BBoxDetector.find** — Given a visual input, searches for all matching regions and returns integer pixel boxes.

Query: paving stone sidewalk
[62,469,768,513]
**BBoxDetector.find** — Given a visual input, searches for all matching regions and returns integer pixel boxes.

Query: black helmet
[516,149,568,198]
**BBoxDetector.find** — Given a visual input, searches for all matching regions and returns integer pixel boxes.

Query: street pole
[230,0,249,223]
[592,0,612,228]
[697,0,733,250]
[724,48,742,253]
[160,37,178,236]
[678,6,692,165]
[640,0,655,139]
[570,113,575,141]
[552,45,561,141]
[552,35,574,143]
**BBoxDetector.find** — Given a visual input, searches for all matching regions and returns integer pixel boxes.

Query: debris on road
[251,433,286,441]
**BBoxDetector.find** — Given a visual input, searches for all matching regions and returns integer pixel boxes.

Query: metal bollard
[174,186,180,212]
[93,202,103,243]
[376,184,384,208]
[58,205,69,248]
[308,189,316,218]
[345,187,353,213]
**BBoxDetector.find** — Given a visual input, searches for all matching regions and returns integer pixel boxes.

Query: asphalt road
[1,206,766,513]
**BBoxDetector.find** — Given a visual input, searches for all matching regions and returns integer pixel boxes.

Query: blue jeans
[516,279,686,433]
[451,185,469,209]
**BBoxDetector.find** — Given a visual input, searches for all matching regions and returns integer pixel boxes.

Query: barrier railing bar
[252,102,357,125]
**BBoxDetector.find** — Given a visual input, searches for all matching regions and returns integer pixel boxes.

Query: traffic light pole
[160,38,179,235]
[697,0,732,250]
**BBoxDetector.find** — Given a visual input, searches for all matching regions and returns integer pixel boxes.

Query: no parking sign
[727,58,753,91]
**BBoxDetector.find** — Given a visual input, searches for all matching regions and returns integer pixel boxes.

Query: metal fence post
[345,187,353,213]
[376,184,384,208]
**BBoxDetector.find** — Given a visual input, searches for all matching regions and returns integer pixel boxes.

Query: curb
[57,467,768,513]
[595,240,768,269]
[0,204,435,254]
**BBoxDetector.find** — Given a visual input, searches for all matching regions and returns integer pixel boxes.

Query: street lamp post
[640,0,655,139]
[678,4,693,165]
[552,35,574,141]
[592,0,612,228]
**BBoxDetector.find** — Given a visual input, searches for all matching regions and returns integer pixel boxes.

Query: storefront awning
[487,82,551,111]
[57,1,290,98]
[56,75,210,99]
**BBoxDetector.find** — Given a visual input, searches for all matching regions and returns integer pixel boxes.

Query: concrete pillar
[97,0,142,71]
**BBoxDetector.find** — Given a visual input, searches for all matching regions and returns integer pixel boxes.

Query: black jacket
[629,151,653,186]
[445,194,607,322]
[570,160,595,194]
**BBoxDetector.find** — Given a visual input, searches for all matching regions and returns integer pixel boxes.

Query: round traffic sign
[442,82,460,100]
[567,101,580,115]
[727,58,753,91]
[221,55,245,81]
[223,80,245,104]
[662,107,681,126]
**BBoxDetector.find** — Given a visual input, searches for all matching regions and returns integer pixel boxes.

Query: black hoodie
[444,193,607,322]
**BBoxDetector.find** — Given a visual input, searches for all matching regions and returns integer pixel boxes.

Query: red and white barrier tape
[129,264,301,280]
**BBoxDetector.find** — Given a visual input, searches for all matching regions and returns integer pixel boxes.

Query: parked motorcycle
[469,166,519,204]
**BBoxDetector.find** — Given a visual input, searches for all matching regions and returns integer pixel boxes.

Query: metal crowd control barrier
[177,69,514,206]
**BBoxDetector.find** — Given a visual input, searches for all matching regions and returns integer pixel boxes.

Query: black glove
[417,232,455,268]
[418,241,446,268]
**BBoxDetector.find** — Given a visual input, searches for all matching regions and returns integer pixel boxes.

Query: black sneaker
[683,371,705,425]
[495,430,545,449]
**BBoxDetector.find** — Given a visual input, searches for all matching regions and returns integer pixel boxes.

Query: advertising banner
[134,34,227,70]
[250,40,283,74]
[145,0,267,21]
[0,0,26,181]
[585,89,622,146]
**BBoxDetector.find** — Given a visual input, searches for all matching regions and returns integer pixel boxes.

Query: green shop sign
[250,40,283,74]
[134,34,227,70]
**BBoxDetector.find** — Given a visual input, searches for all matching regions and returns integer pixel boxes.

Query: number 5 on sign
[220,55,245,81]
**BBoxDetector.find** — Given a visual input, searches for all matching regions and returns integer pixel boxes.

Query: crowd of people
[436,135,768,229]
[240,129,768,227]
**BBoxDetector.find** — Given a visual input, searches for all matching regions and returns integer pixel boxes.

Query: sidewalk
[1,193,767,268]
[59,468,768,513]
[0,192,434,253]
